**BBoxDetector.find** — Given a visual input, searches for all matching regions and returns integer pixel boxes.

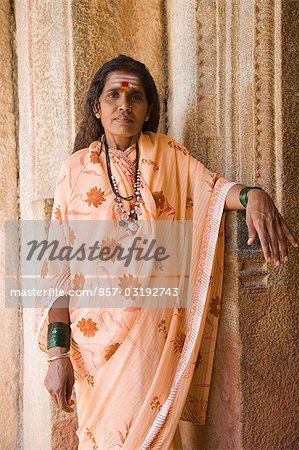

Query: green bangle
[239,186,264,208]
[47,322,71,350]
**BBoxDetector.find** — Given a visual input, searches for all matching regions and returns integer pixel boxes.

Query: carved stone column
[15,0,166,448]
[0,1,20,448]
[166,0,298,449]
[71,0,167,133]
[15,0,77,448]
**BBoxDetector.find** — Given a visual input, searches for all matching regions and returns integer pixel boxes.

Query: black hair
[73,54,160,152]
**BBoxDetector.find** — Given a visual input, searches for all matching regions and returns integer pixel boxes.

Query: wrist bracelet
[239,186,264,208]
[47,351,70,363]
[47,322,71,350]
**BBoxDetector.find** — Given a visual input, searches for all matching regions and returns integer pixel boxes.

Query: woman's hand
[246,189,298,266]
[44,356,75,413]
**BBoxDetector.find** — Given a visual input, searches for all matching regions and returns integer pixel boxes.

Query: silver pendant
[118,218,139,235]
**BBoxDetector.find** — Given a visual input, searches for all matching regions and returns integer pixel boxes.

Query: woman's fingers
[56,384,74,413]
[275,219,289,262]
[66,377,74,406]
[267,220,281,265]
[247,204,298,265]
[279,215,298,248]
[254,223,271,263]
[254,217,296,266]
[246,212,259,245]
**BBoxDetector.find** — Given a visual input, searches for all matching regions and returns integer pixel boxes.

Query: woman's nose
[118,94,131,111]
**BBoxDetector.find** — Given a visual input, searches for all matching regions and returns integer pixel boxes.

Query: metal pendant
[118,217,139,235]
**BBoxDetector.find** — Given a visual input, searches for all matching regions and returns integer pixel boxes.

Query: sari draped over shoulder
[34,132,236,449]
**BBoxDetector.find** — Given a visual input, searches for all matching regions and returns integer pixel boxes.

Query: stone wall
[0,0,297,448]
[0,0,20,448]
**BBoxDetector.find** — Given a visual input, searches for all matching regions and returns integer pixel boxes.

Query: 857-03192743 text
[9,286,180,297]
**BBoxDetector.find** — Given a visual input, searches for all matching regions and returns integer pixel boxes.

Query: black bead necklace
[103,135,144,230]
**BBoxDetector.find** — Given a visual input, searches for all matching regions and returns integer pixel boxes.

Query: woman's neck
[104,132,140,151]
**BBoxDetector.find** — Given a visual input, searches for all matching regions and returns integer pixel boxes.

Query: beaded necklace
[103,135,144,234]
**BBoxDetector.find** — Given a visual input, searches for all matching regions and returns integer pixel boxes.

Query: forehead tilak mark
[109,76,141,89]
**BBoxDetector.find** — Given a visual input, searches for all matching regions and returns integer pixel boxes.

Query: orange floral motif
[141,158,159,171]
[174,307,185,320]
[54,206,62,223]
[70,340,88,380]
[206,172,220,191]
[168,139,189,156]
[90,150,101,164]
[116,416,134,447]
[85,427,98,449]
[73,272,85,290]
[152,191,165,209]
[119,274,142,300]
[158,320,168,339]
[100,237,119,262]
[104,342,120,361]
[41,259,48,278]
[150,395,162,411]
[209,296,221,317]
[86,374,94,387]
[186,197,193,209]
[77,317,98,337]
[171,330,186,354]
[85,186,106,208]
[67,225,75,245]
[152,191,175,217]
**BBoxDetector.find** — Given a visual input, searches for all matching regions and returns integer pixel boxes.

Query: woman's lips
[115,117,133,123]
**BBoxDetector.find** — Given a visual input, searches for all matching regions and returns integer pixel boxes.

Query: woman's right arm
[44,295,75,413]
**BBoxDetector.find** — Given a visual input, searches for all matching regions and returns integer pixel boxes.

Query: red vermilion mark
[121,81,129,87]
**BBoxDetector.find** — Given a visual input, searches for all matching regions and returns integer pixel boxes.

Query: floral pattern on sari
[35,131,237,449]
[168,139,190,156]
[152,190,176,218]
[77,317,98,337]
[85,186,106,208]
[104,342,120,361]
[141,158,159,171]
[158,319,168,339]
[115,417,134,448]
[85,427,98,449]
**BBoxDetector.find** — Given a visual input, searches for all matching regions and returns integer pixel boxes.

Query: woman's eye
[108,92,118,98]
[131,95,142,101]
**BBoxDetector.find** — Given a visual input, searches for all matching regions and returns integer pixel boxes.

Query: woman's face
[96,70,150,141]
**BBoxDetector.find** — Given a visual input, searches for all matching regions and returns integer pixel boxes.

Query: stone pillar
[239,1,299,449]
[0,0,20,448]
[166,0,243,447]
[71,0,167,133]
[166,0,299,449]
[14,0,166,448]
[14,0,77,448]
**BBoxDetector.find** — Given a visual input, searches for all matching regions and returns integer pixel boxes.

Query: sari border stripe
[140,179,236,449]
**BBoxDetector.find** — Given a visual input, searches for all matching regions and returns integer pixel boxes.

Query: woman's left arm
[224,184,298,266]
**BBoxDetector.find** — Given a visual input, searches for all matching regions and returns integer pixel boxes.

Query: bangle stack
[239,186,264,208]
[47,352,70,363]
[47,321,71,351]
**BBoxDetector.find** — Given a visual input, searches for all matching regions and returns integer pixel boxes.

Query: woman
[35,55,297,449]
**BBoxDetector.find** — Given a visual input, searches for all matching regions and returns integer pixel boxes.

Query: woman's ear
[93,100,101,119]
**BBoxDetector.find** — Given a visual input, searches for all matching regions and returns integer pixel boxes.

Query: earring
[145,116,149,122]
[95,112,101,119]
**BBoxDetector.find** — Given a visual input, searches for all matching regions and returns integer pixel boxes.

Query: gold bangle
[47,352,70,362]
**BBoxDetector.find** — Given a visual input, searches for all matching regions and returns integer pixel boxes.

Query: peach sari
[35,131,235,449]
